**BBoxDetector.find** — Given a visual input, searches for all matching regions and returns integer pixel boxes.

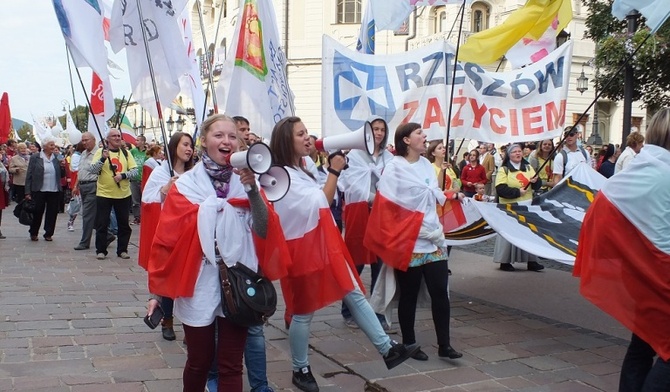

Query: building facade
[131,0,646,147]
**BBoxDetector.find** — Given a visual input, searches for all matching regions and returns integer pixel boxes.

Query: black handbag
[14,199,35,226]
[218,262,277,327]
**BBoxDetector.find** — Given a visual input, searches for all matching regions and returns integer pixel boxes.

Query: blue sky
[0,0,130,124]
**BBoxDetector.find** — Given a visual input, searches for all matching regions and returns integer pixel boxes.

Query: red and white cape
[273,166,363,315]
[575,144,670,359]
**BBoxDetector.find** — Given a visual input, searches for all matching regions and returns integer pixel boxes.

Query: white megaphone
[258,166,290,202]
[314,121,375,155]
[226,142,273,174]
[226,142,273,192]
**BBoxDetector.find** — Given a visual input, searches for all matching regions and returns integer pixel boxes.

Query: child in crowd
[473,183,493,202]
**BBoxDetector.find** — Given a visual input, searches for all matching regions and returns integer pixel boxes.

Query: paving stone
[466,345,521,362]
[517,355,573,371]
[375,373,446,392]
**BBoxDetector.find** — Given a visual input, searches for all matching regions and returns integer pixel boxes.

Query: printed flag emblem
[332,51,395,131]
[235,0,267,80]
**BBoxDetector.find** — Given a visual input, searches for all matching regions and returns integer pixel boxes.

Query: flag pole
[444,0,467,148]
[69,53,121,187]
[119,93,134,130]
[195,0,219,114]
[135,0,173,176]
[192,89,209,142]
[452,57,505,161]
[65,46,79,126]
[526,33,654,189]
[114,95,125,129]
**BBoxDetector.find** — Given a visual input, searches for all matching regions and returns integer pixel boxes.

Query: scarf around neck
[201,152,233,198]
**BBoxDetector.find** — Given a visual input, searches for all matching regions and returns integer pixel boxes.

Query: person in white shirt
[615,132,645,174]
[552,127,593,184]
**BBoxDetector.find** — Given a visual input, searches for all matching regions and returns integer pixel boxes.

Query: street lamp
[166,115,174,136]
[61,100,71,113]
[576,65,588,94]
[175,115,185,133]
[575,62,602,145]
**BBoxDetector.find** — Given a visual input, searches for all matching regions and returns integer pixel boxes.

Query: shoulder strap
[560,150,568,177]
[579,146,588,160]
[218,262,238,315]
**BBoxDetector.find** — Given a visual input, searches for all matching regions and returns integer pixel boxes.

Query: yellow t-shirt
[93,148,137,199]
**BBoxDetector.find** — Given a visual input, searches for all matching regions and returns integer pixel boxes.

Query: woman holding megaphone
[270,116,419,392]
[146,115,289,392]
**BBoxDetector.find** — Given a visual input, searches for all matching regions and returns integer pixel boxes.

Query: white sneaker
[67,225,74,232]
[96,253,106,260]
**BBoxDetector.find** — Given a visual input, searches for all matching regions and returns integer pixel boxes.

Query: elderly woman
[9,142,30,202]
[24,136,63,241]
[493,143,543,272]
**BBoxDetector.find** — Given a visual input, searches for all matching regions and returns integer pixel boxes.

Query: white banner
[473,164,605,264]
[322,35,572,144]
[215,0,294,141]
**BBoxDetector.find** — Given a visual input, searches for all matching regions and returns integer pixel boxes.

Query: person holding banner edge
[270,116,420,392]
[493,143,543,272]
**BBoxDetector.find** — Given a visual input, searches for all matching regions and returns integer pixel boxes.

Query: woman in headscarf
[493,143,543,272]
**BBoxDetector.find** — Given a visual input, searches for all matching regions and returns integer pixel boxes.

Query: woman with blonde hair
[146,115,289,392]
[426,139,460,192]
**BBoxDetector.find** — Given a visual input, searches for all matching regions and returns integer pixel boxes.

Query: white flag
[52,0,109,79]
[215,0,294,140]
[110,0,191,119]
[177,7,206,127]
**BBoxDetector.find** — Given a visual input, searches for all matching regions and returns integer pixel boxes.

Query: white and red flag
[273,167,363,315]
[147,163,290,298]
[337,149,392,265]
[109,0,191,119]
[215,0,294,140]
[365,156,464,271]
[138,160,171,269]
[574,144,670,359]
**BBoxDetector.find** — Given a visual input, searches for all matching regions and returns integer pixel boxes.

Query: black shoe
[292,366,319,392]
[438,345,463,359]
[106,235,116,249]
[411,348,429,361]
[384,341,420,370]
[74,244,89,250]
[161,318,176,341]
[499,263,515,272]
[527,261,545,272]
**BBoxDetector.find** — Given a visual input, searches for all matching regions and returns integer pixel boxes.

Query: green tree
[583,0,670,112]
[16,124,34,142]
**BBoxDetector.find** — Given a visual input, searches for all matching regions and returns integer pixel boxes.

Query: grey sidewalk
[0,210,628,391]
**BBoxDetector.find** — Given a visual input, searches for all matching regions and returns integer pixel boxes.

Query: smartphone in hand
[143,305,164,329]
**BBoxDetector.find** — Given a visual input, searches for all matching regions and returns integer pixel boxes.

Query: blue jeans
[619,333,670,391]
[341,260,385,323]
[289,288,391,370]
[245,325,269,391]
[207,325,270,392]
